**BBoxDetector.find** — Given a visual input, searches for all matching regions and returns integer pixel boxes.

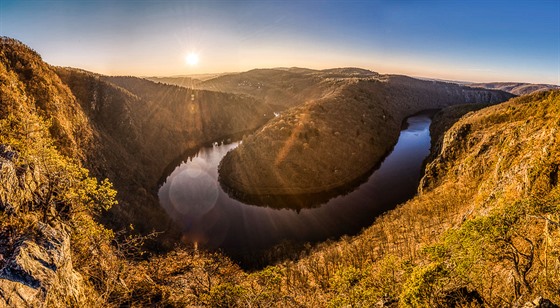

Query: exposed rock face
[420,90,560,195]
[424,102,492,167]
[0,145,36,214]
[0,146,90,306]
[0,223,86,307]
[219,75,514,199]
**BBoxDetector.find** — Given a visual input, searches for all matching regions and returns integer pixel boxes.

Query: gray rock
[0,223,86,307]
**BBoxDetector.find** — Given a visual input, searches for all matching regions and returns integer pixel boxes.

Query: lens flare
[169,168,218,217]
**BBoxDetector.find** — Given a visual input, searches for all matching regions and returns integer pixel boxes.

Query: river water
[158,112,433,256]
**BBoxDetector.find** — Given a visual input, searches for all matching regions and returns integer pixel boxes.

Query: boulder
[0,223,86,307]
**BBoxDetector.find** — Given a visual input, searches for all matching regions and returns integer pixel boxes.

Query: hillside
[195,67,358,109]
[469,82,559,95]
[53,69,273,234]
[100,74,273,164]
[257,89,560,307]
[0,37,118,306]
[0,40,93,160]
[219,75,513,200]
[1,38,558,307]
[0,37,272,307]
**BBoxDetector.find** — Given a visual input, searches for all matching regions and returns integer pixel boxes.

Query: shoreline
[217,110,438,207]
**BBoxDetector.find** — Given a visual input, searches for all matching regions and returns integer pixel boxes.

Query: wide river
[159,111,433,258]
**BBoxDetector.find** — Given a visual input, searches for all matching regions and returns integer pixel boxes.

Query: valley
[218,74,513,197]
[159,111,434,266]
[0,37,559,307]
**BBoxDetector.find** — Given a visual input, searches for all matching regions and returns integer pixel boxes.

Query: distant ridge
[468,82,559,95]
[153,68,559,97]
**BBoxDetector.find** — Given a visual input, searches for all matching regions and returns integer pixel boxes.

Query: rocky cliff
[0,223,89,307]
[421,90,560,194]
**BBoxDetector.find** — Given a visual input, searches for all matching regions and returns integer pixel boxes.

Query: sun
[185,52,199,66]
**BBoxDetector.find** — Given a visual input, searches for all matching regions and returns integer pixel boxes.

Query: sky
[0,0,559,84]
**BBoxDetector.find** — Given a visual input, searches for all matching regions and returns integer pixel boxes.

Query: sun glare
[186,53,199,66]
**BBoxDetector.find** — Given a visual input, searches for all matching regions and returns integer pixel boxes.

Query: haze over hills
[468,82,560,96]
[154,69,559,101]
[145,76,203,88]
[195,68,337,109]
[1,37,559,307]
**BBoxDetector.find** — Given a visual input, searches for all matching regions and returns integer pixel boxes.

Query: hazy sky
[1,0,559,84]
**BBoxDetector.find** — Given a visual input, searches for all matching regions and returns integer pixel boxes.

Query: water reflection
[159,112,433,253]
[168,158,218,217]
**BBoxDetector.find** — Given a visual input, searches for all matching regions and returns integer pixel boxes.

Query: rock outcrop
[421,90,560,194]
[0,223,86,307]
[0,146,89,307]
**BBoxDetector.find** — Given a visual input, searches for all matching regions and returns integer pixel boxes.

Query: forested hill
[270,90,560,306]
[54,67,274,233]
[219,74,514,199]
[1,37,558,307]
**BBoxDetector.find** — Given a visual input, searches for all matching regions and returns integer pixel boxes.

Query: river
[158,111,433,260]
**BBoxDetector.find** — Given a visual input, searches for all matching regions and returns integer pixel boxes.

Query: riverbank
[159,111,434,267]
[218,77,513,198]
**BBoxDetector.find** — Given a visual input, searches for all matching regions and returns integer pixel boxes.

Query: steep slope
[469,82,559,95]
[3,38,559,307]
[219,75,514,199]
[53,70,274,233]
[425,102,495,166]
[0,38,93,160]
[53,68,168,232]
[103,75,273,158]
[2,37,277,235]
[232,90,560,307]
[0,39,248,307]
[0,38,118,306]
